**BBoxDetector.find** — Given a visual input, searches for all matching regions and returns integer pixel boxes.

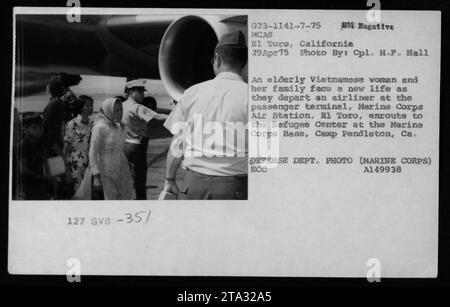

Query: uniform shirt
[121,97,157,144]
[164,71,248,176]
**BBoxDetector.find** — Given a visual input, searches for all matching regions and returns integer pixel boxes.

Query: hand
[163,179,179,196]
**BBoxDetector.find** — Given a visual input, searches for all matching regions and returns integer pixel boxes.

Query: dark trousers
[179,169,248,200]
[123,142,148,200]
[23,178,50,200]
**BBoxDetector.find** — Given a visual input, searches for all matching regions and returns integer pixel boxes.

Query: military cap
[215,31,246,49]
[125,79,147,92]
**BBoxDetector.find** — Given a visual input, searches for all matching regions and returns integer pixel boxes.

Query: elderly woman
[74,98,134,200]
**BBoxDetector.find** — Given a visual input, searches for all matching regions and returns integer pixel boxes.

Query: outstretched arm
[151,113,168,121]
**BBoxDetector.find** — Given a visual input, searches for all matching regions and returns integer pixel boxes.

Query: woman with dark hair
[63,96,94,191]
[74,98,134,200]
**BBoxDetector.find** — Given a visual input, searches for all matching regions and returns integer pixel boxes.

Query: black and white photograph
[2,1,448,290]
[12,12,249,201]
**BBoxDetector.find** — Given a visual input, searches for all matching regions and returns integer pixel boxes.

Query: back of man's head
[215,46,247,70]
[214,31,247,70]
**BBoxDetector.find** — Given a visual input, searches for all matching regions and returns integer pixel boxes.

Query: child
[18,113,52,200]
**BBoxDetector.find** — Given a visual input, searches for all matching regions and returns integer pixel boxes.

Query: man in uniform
[122,79,168,200]
[161,31,248,200]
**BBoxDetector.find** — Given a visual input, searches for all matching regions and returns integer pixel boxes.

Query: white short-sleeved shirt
[122,98,157,144]
[164,71,248,176]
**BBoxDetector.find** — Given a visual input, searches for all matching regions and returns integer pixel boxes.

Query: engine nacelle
[159,15,247,101]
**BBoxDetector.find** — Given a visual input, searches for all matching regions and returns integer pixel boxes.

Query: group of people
[14,30,249,200]
[14,75,166,200]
